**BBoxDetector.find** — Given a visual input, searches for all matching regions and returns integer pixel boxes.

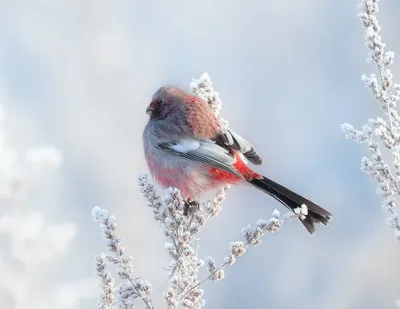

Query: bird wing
[213,128,263,165]
[157,139,242,177]
[182,95,261,165]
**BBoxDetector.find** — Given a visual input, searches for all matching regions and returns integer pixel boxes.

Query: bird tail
[248,176,332,234]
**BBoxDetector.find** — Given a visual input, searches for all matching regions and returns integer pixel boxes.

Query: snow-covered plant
[341,0,400,240]
[93,74,308,309]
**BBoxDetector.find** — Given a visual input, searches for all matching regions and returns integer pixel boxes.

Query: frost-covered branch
[341,0,400,240]
[140,176,228,309]
[92,206,153,309]
[93,187,307,309]
[200,205,307,286]
[93,73,307,308]
[178,206,307,302]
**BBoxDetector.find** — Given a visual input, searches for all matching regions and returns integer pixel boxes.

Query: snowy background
[1,0,400,308]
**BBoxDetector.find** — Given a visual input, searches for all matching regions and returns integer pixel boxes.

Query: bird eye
[152,98,164,109]
[151,101,159,109]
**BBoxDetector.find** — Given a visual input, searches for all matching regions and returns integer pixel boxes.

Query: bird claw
[184,197,200,215]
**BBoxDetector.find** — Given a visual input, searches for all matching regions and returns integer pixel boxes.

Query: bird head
[146,86,186,120]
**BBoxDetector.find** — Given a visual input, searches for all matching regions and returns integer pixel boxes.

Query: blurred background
[1,0,400,308]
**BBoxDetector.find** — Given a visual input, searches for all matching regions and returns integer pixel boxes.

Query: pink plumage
[143,86,332,234]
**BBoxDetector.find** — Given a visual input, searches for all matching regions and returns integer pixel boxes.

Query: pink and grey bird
[143,86,332,234]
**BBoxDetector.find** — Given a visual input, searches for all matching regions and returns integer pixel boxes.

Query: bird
[142,85,332,234]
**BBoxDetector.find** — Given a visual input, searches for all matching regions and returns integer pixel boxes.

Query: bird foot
[184,197,200,215]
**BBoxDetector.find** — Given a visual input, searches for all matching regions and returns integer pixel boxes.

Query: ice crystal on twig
[93,206,154,309]
[341,0,400,240]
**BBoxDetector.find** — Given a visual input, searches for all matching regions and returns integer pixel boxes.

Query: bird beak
[146,106,153,115]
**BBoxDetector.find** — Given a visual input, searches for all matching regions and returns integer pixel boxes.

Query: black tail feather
[248,176,332,234]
